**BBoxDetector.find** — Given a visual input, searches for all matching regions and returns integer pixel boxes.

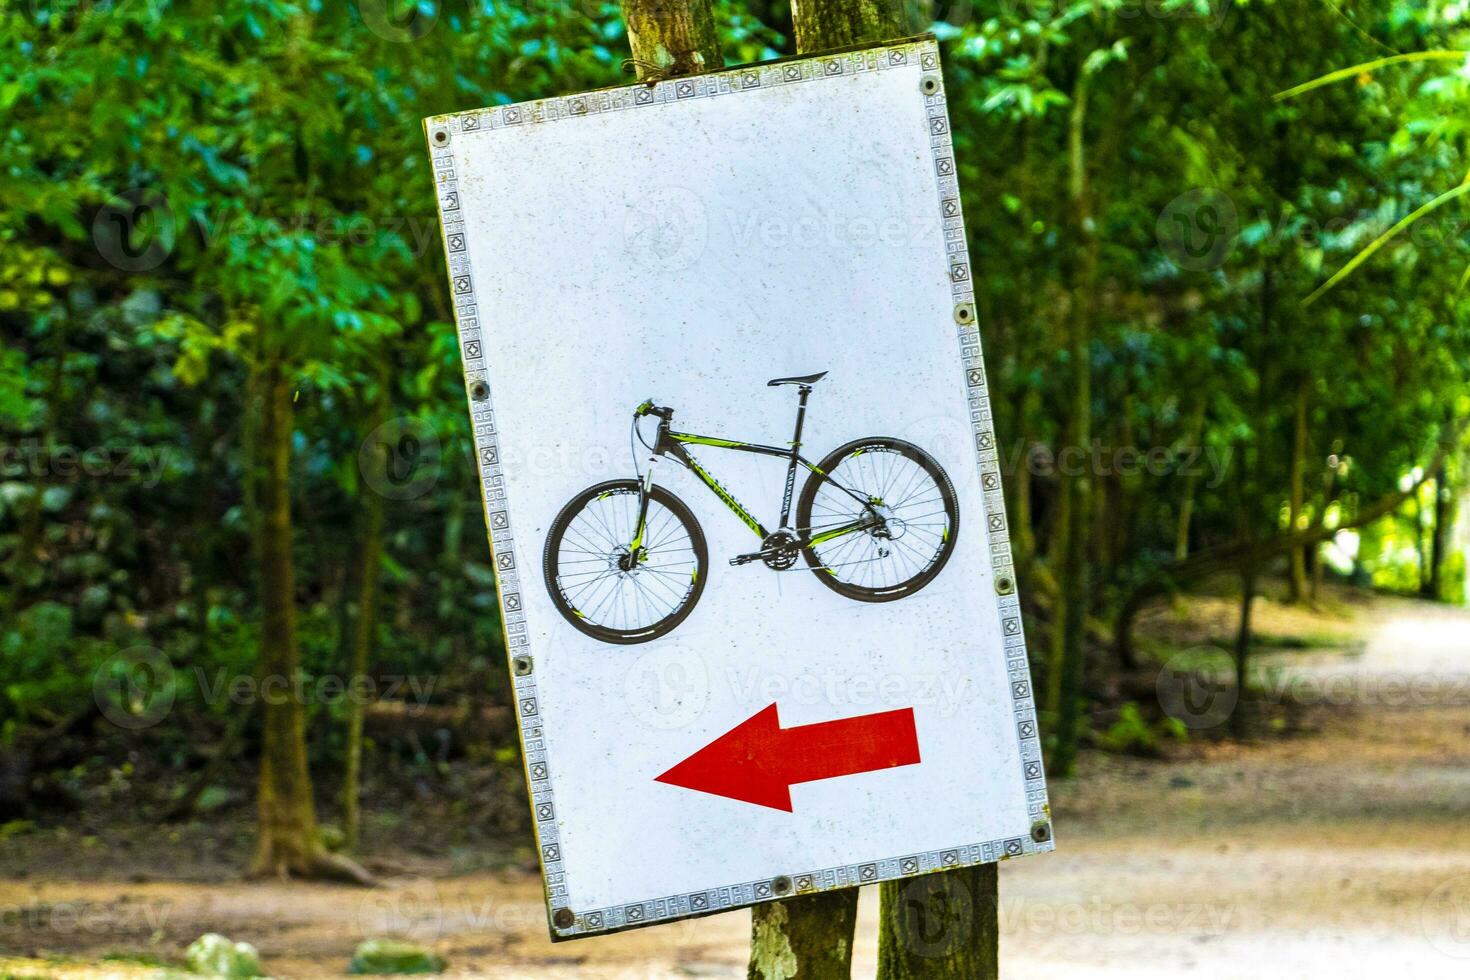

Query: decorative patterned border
[424,36,1052,942]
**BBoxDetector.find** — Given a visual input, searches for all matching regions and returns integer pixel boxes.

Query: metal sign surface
[425,36,1052,941]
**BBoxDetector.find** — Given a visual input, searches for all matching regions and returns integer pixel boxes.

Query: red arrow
[655,703,921,811]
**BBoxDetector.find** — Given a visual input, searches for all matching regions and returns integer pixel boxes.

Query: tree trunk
[1008,388,1038,572]
[1309,466,1337,603]
[619,0,722,77]
[1457,491,1470,604]
[790,0,906,53]
[343,382,389,851]
[1286,381,1309,602]
[1310,538,1324,601]
[1046,66,1097,780]
[1117,417,1464,667]
[1112,422,1466,664]
[1410,489,1429,592]
[248,349,371,885]
[1174,397,1205,561]
[877,864,998,980]
[1424,461,1449,600]
[250,349,319,877]
[1104,392,1138,578]
[1232,560,1257,740]
[748,891,860,980]
[617,0,864,972]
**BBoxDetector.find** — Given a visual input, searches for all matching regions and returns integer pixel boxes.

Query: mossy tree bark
[250,349,318,876]
[615,0,996,971]
[343,379,389,851]
[877,864,998,979]
[746,0,990,976]
[1424,461,1449,600]
[1045,65,1097,781]
[1173,396,1206,562]
[749,891,860,980]
[1232,558,1257,739]
[1008,387,1040,572]
[790,0,907,53]
[248,347,372,884]
[1286,380,1309,603]
[619,0,723,78]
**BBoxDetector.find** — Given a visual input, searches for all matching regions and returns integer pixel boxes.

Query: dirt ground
[3,588,1468,978]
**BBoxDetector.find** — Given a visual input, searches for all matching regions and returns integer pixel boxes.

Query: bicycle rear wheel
[797,438,959,601]
[543,480,708,644]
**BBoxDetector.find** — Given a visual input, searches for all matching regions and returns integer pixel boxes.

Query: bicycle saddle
[767,371,827,387]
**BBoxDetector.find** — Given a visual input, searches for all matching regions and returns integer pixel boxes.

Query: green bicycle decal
[542,372,961,644]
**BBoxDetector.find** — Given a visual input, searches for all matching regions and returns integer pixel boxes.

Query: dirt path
[3,596,1468,977]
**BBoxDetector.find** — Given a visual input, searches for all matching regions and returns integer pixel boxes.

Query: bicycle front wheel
[797,438,959,602]
[543,480,708,644]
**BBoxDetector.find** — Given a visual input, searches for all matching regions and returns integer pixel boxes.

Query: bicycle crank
[730,530,801,570]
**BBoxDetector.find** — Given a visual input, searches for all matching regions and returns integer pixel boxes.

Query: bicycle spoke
[803,446,954,594]
[551,488,702,637]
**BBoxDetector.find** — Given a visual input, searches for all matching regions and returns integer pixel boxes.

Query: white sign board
[426,36,1052,940]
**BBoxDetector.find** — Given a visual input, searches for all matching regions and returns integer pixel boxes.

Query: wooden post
[856,0,1002,973]
[748,0,915,973]
[877,863,999,979]
[790,0,905,53]
[613,0,999,973]
[619,0,723,79]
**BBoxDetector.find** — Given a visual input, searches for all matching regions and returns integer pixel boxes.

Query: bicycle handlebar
[635,400,673,421]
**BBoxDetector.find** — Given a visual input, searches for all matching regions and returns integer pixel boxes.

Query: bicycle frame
[633,389,878,551]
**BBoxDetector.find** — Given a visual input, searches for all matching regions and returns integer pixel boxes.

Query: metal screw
[1032,822,1051,843]
[469,379,489,401]
[552,908,574,929]
[513,655,533,676]
[772,875,793,896]
[921,76,940,96]
[431,127,449,145]
[996,576,1014,594]
[954,302,975,325]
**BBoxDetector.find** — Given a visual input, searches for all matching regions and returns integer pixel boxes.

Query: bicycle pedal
[729,552,762,566]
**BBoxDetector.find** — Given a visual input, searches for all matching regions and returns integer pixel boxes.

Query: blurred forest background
[2,0,1470,971]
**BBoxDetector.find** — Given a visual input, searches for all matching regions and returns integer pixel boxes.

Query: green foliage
[0,0,1466,801]
[184,933,263,979]
[1098,702,1187,756]
[4,603,87,727]
[349,939,446,976]
[0,0,630,744]
[1444,550,1466,603]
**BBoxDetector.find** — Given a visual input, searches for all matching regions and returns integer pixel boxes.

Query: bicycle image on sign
[542,371,960,643]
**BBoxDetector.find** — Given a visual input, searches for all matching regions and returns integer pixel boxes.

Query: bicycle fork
[626,454,659,568]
